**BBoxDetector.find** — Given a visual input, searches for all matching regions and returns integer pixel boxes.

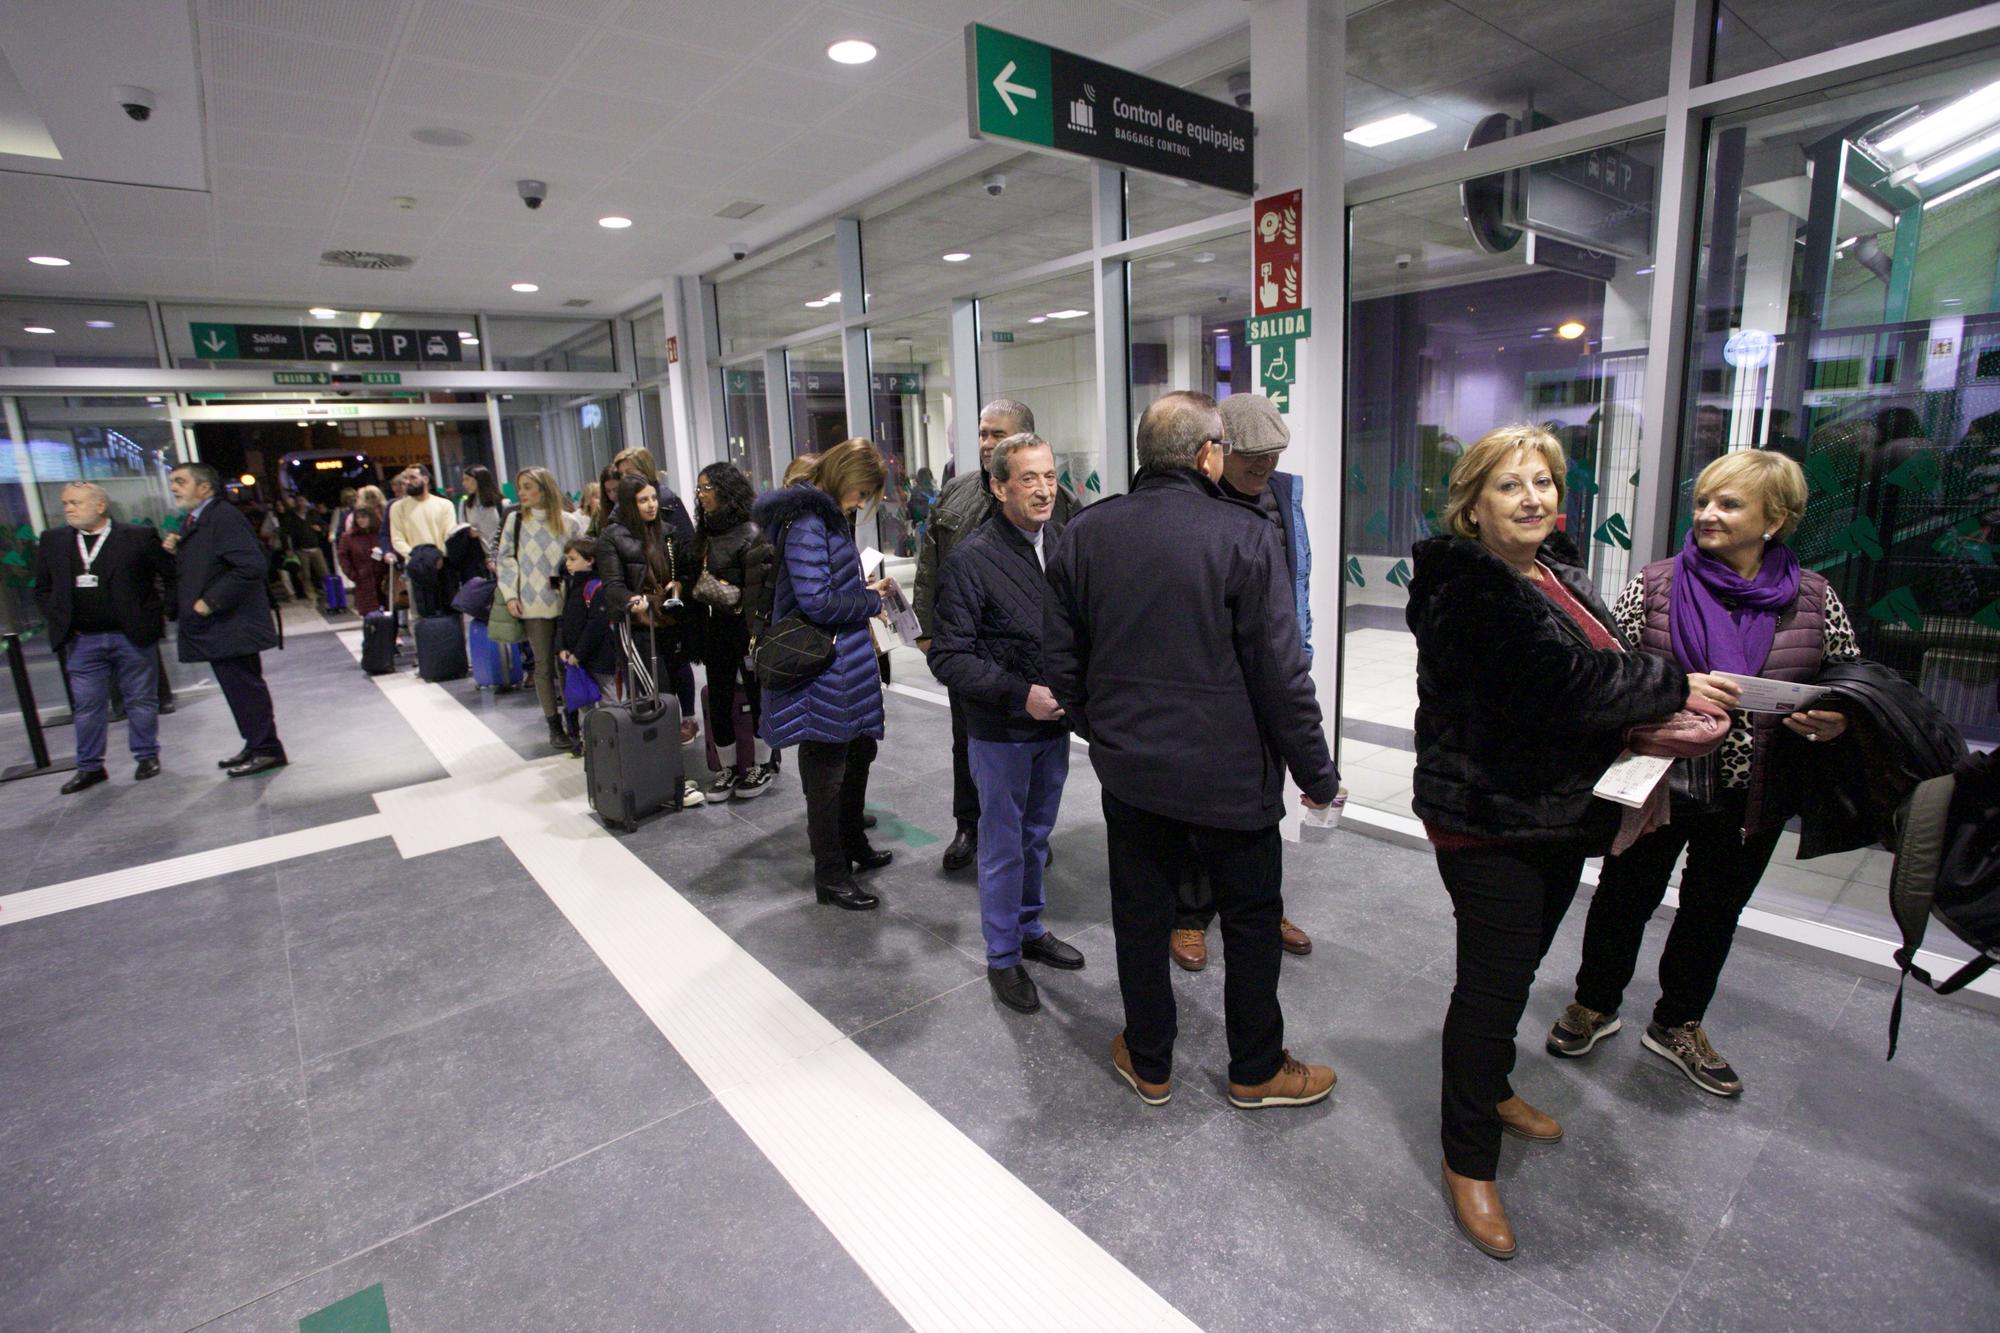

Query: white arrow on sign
[992,60,1037,116]
[201,330,227,353]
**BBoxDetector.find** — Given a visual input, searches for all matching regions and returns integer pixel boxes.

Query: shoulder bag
[751,519,837,691]
[487,511,526,643]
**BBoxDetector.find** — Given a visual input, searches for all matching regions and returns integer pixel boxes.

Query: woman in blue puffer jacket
[752,438,896,910]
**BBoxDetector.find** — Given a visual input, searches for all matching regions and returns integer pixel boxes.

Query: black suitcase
[361,563,398,675]
[584,624,684,832]
[416,611,468,681]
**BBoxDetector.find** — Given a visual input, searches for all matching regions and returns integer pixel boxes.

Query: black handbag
[753,611,837,691]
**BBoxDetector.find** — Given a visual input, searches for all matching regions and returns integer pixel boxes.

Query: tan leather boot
[1440,1160,1517,1260]
[1496,1094,1563,1143]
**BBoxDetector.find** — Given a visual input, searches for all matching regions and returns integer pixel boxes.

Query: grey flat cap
[1219,393,1289,456]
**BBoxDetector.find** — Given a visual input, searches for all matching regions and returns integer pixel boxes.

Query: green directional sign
[970,25,1053,148]
[363,371,401,385]
[1245,310,1311,343]
[191,322,238,358]
[274,371,328,386]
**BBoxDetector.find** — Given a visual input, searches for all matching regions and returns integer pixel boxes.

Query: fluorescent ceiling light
[511,282,539,292]
[85,319,114,328]
[1045,309,1089,319]
[1915,125,2000,183]
[309,307,337,318]
[1028,316,1047,324]
[462,337,480,345]
[1345,113,1435,148]
[804,299,828,308]
[295,420,309,427]
[941,251,970,262]
[1191,251,1216,264]
[358,311,382,329]
[1875,79,2000,159]
[27,255,68,266]
[827,39,877,64]
[1557,321,1586,340]
[598,215,633,229]
[22,325,53,334]
[1924,163,2000,209]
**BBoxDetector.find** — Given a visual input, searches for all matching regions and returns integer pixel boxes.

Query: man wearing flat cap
[1171,392,1321,973]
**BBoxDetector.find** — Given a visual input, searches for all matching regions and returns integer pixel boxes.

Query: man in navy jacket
[930,433,1087,1015]
[164,464,287,777]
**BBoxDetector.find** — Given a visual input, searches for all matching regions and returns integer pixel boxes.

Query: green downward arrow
[301,1284,390,1333]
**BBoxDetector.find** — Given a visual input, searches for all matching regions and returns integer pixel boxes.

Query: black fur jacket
[1405,534,1687,848]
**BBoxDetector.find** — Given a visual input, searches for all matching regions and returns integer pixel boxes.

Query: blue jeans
[968,733,1070,968]
[68,631,160,771]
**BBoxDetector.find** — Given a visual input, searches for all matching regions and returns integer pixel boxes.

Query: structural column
[1249,0,1345,743]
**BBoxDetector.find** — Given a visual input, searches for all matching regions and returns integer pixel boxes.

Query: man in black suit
[32,482,172,793]
[164,463,288,777]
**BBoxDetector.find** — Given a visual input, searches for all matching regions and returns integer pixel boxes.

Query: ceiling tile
[67,182,217,236]
[839,0,994,34]
[1347,0,1539,98]
[572,31,737,104]
[700,63,858,129]
[205,21,394,97]
[608,0,804,54]
[209,83,372,142]
[352,144,490,194]
[213,125,351,170]
[533,87,679,143]
[379,57,551,121]
[213,163,347,204]
[757,5,946,81]
[1450,0,1674,57]
[203,0,407,48]
[403,0,594,76]
[652,109,800,163]
[490,129,643,188]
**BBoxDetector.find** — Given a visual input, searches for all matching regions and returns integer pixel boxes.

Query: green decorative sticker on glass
[1565,457,1599,497]
[1866,586,1924,632]
[1975,599,2000,633]
[1343,556,1365,587]
[1883,451,1941,494]
[1363,510,1389,542]
[1593,513,1632,550]
[1801,453,1841,495]
[1385,559,1413,589]
[1831,516,1885,561]
[299,1283,391,1333]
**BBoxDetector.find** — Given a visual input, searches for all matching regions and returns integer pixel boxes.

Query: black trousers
[1176,864,1217,931]
[1436,841,1584,1180]
[1573,793,1783,1029]
[948,689,979,829]
[1102,789,1285,1087]
[208,652,284,759]
[798,736,877,884]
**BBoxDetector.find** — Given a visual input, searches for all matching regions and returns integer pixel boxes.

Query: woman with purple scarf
[1548,450,1858,1097]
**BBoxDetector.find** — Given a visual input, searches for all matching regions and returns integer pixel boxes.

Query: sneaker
[1169,927,1208,972]
[1228,1050,1337,1109]
[709,767,739,798]
[1110,1033,1171,1106]
[1642,1021,1743,1097]
[1546,1002,1622,1058]
[680,779,707,808]
[733,763,776,799]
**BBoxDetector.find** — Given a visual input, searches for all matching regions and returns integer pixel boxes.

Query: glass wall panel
[1343,135,1664,820]
[722,363,775,490]
[714,235,841,356]
[1125,173,1249,237]
[19,398,179,528]
[1129,232,1254,427]
[862,154,1094,312]
[978,270,1103,503]
[499,395,547,478]
[1681,54,2000,942]
[162,304,476,369]
[432,419,494,487]
[630,305,668,381]
[0,300,156,368]
[786,335,850,456]
[0,408,37,640]
[868,312,953,558]
[485,318,615,373]
[1710,1,1983,81]
[639,386,663,463]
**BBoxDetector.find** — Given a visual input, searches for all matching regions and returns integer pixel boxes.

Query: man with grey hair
[915,397,1077,873]
[33,481,172,791]
[929,432,1085,1013]
[1045,390,1339,1109]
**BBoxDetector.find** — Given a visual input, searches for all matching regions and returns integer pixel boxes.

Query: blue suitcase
[468,617,525,691]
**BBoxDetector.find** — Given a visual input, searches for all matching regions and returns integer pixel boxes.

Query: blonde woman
[1552,450,1859,1096]
[497,466,586,749]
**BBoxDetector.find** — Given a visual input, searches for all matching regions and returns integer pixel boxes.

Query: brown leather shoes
[1228,1051,1336,1109]
[1170,928,1207,972]
[1496,1094,1562,1143]
[1279,916,1312,955]
[1110,1033,1171,1106]
[1440,1160,1517,1260]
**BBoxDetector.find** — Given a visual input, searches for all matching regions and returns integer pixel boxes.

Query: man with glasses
[1044,390,1339,1110]
[914,398,1077,875]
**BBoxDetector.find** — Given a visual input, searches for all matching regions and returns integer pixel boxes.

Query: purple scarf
[1669,531,1800,675]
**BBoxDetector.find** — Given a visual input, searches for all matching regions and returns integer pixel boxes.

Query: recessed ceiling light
[85,319,115,329]
[827,39,877,65]
[410,127,474,148]
[28,255,69,266]
[1028,316,1047,324]
[295,420,309,427]
[511,282,539,293]
[1045,309,1089,319]
[145,396,162,404]
[805,299,828,308]
[1345,112,1437,147]
[1191,251,1216,265]
[309,307,337,318]
[941,251,971,263]
[1145,259,1177,270]
[598,215,633,229]
[1557,321,1586,340]
[462,337,480,345]
[23,325,54,334]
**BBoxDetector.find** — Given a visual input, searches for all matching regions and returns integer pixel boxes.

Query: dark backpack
[1885,749,2000,1058]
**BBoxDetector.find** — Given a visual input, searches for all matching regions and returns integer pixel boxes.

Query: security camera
[1227,72,1251,110]
[982,171,1007,197]
[728,240,750,261]
[516,179,547,210]
[1395,253,1413,271]
[116,86,155,122]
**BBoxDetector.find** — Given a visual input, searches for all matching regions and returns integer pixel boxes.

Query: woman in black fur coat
[1406,424,1687,1262]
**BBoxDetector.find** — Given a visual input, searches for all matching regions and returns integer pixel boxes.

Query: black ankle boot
[814,878,880,911]
[546,714,568,749]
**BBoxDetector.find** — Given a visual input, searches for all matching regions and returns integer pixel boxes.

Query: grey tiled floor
[2,660,1996,1331]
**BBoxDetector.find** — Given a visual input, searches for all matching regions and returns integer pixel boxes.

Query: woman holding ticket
[1407,425,1689,1260]
[1551,450,1859,1100]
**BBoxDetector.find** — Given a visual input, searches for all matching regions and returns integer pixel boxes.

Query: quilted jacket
[752,482,885,748]
[929,510,1067,743]
[914,468,1077,638]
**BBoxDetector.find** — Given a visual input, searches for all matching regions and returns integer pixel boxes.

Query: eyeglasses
[1207,437,1234,456]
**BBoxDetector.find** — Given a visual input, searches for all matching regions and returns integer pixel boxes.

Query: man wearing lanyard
[163,463,288,777]
[32,482,172,792]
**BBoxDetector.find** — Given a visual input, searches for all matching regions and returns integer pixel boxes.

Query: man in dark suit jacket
[32,482,172,792]
[164,463,288,777]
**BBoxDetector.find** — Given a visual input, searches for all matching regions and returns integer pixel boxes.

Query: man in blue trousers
[928,432,1085,1013]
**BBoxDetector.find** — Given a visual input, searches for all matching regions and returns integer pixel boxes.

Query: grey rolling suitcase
[584,623,684,833]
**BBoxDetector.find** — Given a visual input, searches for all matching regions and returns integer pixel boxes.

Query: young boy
[557,536,619,756]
